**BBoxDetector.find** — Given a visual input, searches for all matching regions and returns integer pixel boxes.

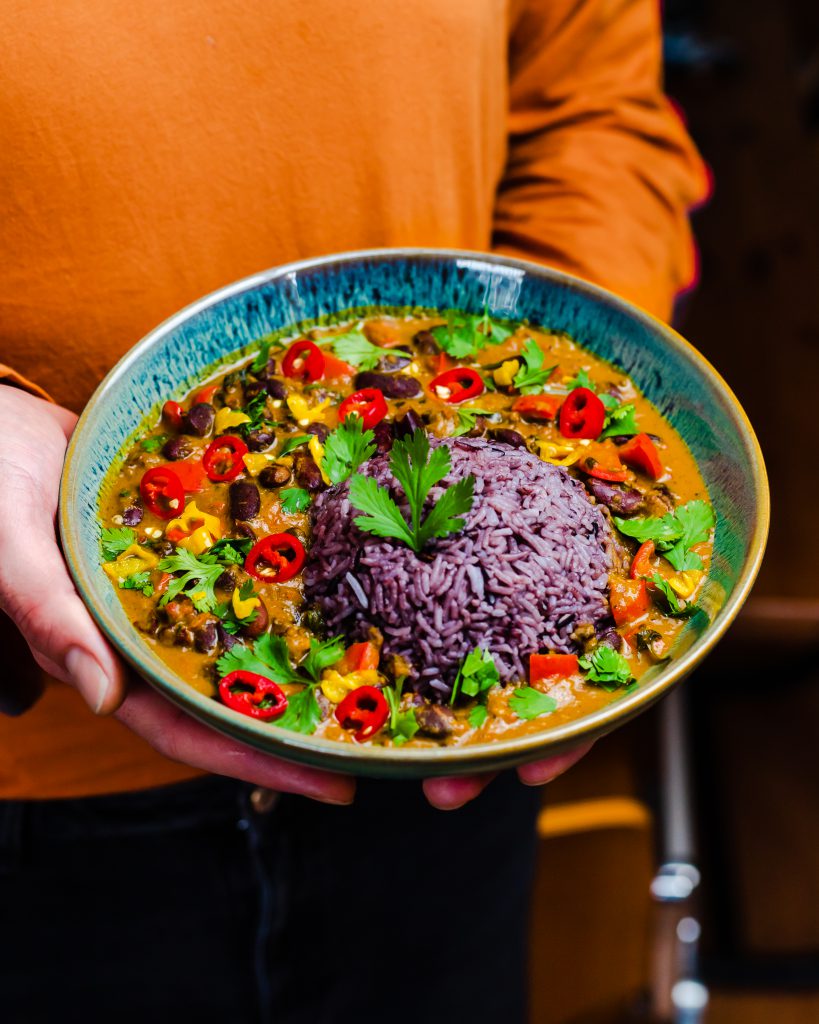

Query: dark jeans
[0,773,541,1024]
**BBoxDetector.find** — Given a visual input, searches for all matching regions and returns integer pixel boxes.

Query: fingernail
[65,647,111,714]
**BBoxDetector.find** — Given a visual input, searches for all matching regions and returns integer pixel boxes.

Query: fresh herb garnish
[567,368,595,391]
[141,434,168,453]
[349,430,474,554]
[280,487,311,514]
[509,687,558,719]
[208,537,253,565]
[251,339,272,373]
[649,574,693,616]
[241,391,270,435]
[468,704,489,729]
[453,406,493,437]
[322,416,377,484]
[275,687,323,735]
[578,646,634,690]
[385,678,419,746]
[100,527,136,561]
[119,571,155,597]
[613,499,715,572]
[513,339,556,395]
[599,403,640,439]
[325,330,411,371]
[431,311,513,359]
[278,435,310,457]
[157,547,228,612]
[450,646,499,704]
[215,580,259,633]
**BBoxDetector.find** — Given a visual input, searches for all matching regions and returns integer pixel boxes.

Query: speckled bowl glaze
[59,250,769,778]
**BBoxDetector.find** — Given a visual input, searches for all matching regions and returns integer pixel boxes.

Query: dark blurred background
[526,1,819,1020]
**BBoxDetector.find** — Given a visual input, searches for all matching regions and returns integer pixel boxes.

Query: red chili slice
[428,367,485,404]
[619,433,663,479]
[577,454,629,482]
[530,652,579,681]
[139,467,185,520]
[334,685,389,742]
[512,394,562,421]
[245,533,306,583]
[161,400,184,431]
[338,388,388,430]
[202,435,249,482]
[558,387,606,439]
[282,340,325,382]
[629,540,656,579]
[219,670,288,721]
[193,384,220,406]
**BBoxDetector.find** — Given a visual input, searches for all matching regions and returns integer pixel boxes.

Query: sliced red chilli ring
[338,388,388,430]
[139,467,185,520]
[202,435,249,482]
[281,340,325,382]
[334,685,389,742]
[558,387,606,439]
[218,670,288,720]
[244,533,306,583]
[428,367,485,403]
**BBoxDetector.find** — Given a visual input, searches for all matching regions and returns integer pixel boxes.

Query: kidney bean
[230,481,261,521]
[263,378,287,400]
[354,371,420,398]
[584,477,645,515]
[236,522,257,541]
[373,421,394,454]
[305,422,329,444]
[183,403,215,437]
[394,409,425,438]
[489,428,526,449]
[194,619,218,654]
[216,569,237,593]
[174,625,195,648]
[241,600,269,639]
[216,622,239,652]
[162,436,193,461]
[413,329,440,354]
[247,428,276,452]
[293,452,324,492]
[121,501,144,526]
[243,380,265,402]
[259,463,292,489]
[376,352,411,372]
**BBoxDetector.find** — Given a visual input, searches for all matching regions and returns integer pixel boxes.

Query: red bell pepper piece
[281,340,325,382]
[161,400,184,431]
[245,533,306,583]
[610,577,650,626]
[530,652,579,681]
[139,467,185,520]
[338,388,388,430]
[171,460,208,492]
[558,387,606,439]
[219,671,288,720]
[335,685,389,741]
[428,367,485,404]
[192,384,220,406]
[619,433,663,479]
[629,540,656,579]
[512,394,562,421]
[202,435,249,482]
[321,352,356,379]
[577,453,629,482]
[335,641,380,674]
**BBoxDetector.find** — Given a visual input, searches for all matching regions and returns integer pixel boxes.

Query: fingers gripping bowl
[59,251,768,778]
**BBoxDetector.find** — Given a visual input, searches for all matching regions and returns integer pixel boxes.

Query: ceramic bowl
[59,250,769,777]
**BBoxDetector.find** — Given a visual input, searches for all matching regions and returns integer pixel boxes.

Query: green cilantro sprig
[157,548,227,612]
[578,646,634,690]
[453,406,493,437]
[119,571,155,597]
[215,580,259,634]
[141,434,168,453]
[450,646,499,704]
[278,435,310,457]
[384,678,420,746]
[349,430,474,554]
[207,538,252,564]
[510,687,558,719]
[512,339,556,394]
[280,488,311,514]
[431,310,513,359]
[599,403,640,439]
[322,416,377,485]
[100,527,136,561]
[613,499,715,572]
[322,330,411,370]
[649,574,694,616]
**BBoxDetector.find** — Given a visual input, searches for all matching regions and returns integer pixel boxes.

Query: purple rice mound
[304,437,613,699]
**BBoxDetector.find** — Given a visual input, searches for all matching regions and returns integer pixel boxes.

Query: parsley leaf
[614,500,715,572]
[450,646,499,704]
[119,571,154,597]
[350,430,475,553]
[649,574,692,616]
[326,330,410,370]
[251,339,272,373]
[100,526,136,561]
[599,403,640,440]
[280,488,310,514]
[384,679,419,746]
[241,391,270,435]
[141,434,168,452]
[430,312,513,359]
[468,703,489,729]
[323,416,377,484]
[579,646,634,690]
[278,435,310,457]
[478,308,514,344]
[612,512,685,547]
[301,636,346,681]
[513,339,556,394]
[276,687,322,735]
[208,537,253,564]
[216,633,344,686]
[157,547,227,612]
[453,406,493,437]
[510,687,558,719]
[567,368,595,391]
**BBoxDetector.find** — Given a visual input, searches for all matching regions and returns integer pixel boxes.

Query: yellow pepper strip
[537,441,584,467]
[668,569,704,599]
[166,500,221,542]
[118,544,159,569]
[309,434,332,486]
[320,669,381,704]
[286,393,332,426]
[179,525,216,556]
[232,586,261,620]
[103,557,148,582]
[214,407,251,434]
[493,359,520,388]
[242,452,276,476]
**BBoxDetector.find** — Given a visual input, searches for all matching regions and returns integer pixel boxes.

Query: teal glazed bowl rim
[59,249,769,778]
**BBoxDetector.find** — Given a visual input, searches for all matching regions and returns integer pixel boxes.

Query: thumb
[0,521,126,715]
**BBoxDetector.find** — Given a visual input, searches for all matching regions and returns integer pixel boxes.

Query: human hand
[0,385,354,804]
[422,742,594,810]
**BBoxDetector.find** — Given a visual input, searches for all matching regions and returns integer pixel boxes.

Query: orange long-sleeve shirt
[0,0,707,798]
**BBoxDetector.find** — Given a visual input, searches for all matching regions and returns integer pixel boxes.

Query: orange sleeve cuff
[0,363,54,402]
